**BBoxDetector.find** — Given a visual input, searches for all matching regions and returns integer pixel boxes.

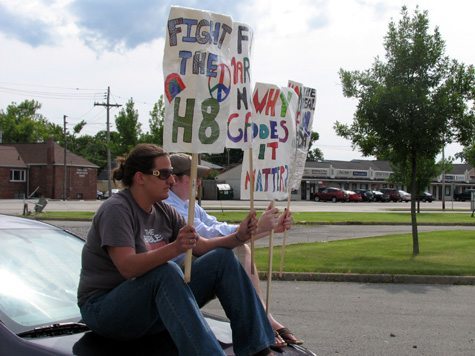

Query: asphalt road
[204,281,475,356]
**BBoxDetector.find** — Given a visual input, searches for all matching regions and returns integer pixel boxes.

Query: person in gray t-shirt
[77,144,275,356]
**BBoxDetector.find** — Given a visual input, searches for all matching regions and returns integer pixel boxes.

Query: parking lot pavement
[204,281,475,356]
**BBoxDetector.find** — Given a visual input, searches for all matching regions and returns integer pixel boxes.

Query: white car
[398,190,411,202]
[103,188,120,199]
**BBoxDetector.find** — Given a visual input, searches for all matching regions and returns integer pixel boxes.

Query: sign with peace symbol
[208,63,231,103]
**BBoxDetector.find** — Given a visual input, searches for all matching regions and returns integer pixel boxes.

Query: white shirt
[165,190,238,264]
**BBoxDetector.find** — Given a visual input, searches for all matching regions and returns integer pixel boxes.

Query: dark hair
[112,144,168,187]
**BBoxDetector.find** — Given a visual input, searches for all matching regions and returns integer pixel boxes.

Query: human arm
[192,210,258,255]
[108,225,198,279]
[193,204,238,237]
[273,208,292,233]
[253,203,293,239]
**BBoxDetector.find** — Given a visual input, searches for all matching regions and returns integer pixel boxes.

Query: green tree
[0,100,62,143]
[202,149,243,167]
[140,95,164,145]
[306,132,324,161]
[68,131,109,171]
[114,98,142,156]
[458,142,475,167]
[335,6,475,255]
[389,156,451,212]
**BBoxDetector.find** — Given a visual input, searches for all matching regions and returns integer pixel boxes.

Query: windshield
[0,227,83,334]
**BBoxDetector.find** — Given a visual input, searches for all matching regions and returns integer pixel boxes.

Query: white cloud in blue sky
[0,3,56,46]
[0,0,473,161]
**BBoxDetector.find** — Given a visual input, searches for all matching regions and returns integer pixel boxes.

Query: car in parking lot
[416,192,434,202]
[380,188,409,202]
[398,190,411,202]
[314,187,348,202]
[453,189,475,202]
[371,190,390,202]
[102,188,120,199]
[344,190,363,202]
[0,214,315,355]
[354,189,375,202]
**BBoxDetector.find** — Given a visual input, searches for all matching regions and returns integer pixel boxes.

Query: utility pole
[94,86,121,198]
[63,115,68,201]
[441,147,446,210]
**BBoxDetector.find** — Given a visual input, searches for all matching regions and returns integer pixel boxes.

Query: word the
[178,51,218,77]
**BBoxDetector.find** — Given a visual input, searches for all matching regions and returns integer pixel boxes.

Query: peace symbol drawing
[208,63,231,103]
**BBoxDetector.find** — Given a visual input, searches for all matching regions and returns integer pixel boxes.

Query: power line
[0,86,104,100]
[0,81,104,91]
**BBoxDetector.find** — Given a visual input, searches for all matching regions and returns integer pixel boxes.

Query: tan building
[216,160,475,201]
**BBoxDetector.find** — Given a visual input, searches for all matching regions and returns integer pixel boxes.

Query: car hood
[6,315,315,355]
[5,319,219,356]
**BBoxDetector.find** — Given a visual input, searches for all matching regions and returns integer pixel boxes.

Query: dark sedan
[416,192,434,202]
[371,190,390,202]
[354,189,374,202]
[0,214,315,356]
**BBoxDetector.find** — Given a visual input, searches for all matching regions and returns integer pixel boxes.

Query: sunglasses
[145,168,174,180]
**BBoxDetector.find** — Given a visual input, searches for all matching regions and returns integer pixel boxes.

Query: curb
[259,272,475,285]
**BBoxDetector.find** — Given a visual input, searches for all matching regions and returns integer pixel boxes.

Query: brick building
[0,140,98,200]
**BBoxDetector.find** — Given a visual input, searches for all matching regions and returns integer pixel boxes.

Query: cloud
[0,3,56,46]
[69,0,249,52]
[305,0,330,30]
[69,0,167,52]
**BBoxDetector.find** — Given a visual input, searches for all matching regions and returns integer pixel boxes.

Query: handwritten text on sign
[163,7,233,153]
[240,83,297,200]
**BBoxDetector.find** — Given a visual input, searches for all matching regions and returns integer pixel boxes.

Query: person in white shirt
[164,153,303,347]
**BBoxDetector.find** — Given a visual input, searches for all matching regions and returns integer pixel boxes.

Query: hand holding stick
[265,200,275,315]
[184,153,198,283]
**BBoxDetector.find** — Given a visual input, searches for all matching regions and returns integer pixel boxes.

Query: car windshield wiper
[17,322,90,338]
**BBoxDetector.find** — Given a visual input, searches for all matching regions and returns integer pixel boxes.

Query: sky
[0,0,473,162]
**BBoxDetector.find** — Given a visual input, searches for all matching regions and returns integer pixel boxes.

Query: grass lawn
[33,211,96,220]
[255,230,475,276]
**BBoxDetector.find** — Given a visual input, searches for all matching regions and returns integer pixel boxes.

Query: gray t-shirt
[77,189,185,306]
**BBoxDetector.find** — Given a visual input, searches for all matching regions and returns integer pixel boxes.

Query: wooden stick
[279,194,292,277]
[249,147,256,275]
[265,200,275,315]
[183,153,198,283]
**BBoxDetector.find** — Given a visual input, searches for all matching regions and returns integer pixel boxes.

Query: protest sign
[163,6,233,153]
[162,6,235,282]
[226,22,254,149]
[240,82,298,200]
[288,82,316,191]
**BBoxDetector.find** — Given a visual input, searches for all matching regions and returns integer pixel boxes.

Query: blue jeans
[80,248,274,356]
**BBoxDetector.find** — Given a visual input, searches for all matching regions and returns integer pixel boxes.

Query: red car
[314,187,348,202]
[344,190,363,202]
